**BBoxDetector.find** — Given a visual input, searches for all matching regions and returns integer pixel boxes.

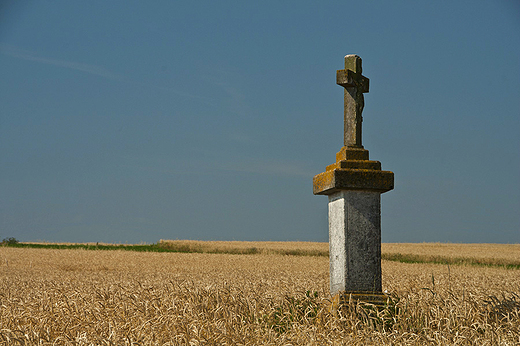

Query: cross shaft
[336,55,369,148]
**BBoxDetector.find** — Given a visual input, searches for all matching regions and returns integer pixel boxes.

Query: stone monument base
[313,55,395,310]
[328,190,383,294]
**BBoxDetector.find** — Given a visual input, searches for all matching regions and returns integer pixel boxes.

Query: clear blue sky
[1,1,519,244]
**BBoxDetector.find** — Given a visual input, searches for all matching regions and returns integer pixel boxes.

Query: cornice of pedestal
[313,146,394,195]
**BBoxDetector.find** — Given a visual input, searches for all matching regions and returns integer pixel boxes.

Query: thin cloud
[120,154,314,178]
[0,44,119,79]
[0,44,216,103]
[217,159,315,178]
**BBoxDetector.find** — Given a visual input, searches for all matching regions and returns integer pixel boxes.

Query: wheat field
[1,243,519,345]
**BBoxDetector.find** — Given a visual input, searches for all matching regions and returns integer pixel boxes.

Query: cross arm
[336,70,369,93]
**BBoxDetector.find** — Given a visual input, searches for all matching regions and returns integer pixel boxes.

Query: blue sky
[1,1,519,244]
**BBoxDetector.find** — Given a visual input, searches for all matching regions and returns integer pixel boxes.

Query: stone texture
[326,160,381,171]
[335,146,369,161]
[314,146,394,195]
[336,55,369,148]
[314,168,394,195]
[328,190,382,294]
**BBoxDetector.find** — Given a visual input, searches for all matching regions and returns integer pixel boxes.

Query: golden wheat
[382,243,520,264]
[158,239,329,256]
[1,245,519,345]
[159,240,520,267]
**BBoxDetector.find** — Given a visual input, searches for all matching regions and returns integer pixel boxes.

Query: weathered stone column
[313,55,394,301]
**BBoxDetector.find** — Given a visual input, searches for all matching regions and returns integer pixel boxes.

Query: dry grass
[159,240,520,268]
[382,243,520,268]
[1,244,519,345]
[158,239,329,256]
[382,243,520,261]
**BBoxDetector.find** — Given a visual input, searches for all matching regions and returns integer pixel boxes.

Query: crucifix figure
[336,54,369,148]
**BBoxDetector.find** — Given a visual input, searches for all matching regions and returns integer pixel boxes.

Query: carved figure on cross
[336,54,369,148]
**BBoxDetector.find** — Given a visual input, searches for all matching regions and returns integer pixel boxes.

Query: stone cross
[313,55,394,306]
[336,55,369,148]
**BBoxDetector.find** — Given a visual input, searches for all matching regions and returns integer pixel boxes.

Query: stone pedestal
[328,190,381,295]
[314,146,393,296]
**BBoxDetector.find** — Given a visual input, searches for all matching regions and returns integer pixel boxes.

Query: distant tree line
[1,237,19,245]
